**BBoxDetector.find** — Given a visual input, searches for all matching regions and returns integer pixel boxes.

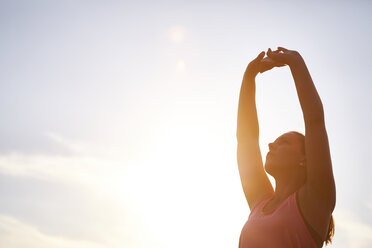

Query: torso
[262,187,333,247]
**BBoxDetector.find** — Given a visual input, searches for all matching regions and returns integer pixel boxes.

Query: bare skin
[236,47,336,247]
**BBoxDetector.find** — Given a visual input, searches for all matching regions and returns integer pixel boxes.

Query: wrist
[289,55,306,69]
[243,70,258,81]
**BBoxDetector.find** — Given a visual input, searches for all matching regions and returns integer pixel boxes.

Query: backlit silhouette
[236,47,336,247]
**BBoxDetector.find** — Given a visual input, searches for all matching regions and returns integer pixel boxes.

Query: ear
[299,159,306,167]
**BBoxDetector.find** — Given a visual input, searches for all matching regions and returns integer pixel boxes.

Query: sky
[0,0,371,247]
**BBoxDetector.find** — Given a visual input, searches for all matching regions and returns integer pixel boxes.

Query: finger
[260,57,274,63]
[259,63,283,73]
[255,51,265,60]
[277,46,289,52]
[267,48,278,58]
[259,58,286,73]
[267,48,285,62]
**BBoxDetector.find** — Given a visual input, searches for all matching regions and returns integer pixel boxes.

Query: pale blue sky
[0,0,371,247]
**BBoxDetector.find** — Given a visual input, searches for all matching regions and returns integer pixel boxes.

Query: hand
[266,47,303,67]
[245,51,286,79]
[258,56,286,73]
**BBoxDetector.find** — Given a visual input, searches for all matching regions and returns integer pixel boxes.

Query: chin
[264,161,273,174]
[264,160,280,177]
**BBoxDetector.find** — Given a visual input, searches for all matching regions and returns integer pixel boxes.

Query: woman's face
[264,132,305,176]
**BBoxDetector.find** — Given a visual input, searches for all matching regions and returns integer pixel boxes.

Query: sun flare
[169,26,186,43]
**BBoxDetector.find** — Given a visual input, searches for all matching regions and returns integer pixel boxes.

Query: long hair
[291,131,335,245]
[324,215,335,245]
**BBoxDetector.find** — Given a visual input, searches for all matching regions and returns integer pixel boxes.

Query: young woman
[236,47,336,247]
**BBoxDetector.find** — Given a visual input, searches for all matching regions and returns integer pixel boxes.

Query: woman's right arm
[237,51,285,140]
[236,66,260,141]
[236,68,259,143]
[236,52,276,210]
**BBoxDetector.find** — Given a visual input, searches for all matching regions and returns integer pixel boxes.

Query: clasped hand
[245,47,303,78]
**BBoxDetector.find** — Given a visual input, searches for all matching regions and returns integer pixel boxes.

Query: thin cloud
[0,215,105,248]
[333,208,372,247]
[0,133,156,247]
[0,132,129,187]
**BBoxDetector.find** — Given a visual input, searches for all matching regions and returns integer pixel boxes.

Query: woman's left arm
[268,47,336,207]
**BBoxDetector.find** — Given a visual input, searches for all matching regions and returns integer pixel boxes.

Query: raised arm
[236,53,263,141]
[267,47,336,208]
[236,52,284,210]
[237,52,285,140]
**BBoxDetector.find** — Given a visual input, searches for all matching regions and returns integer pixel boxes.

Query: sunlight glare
[169,26,186,43]
[177,60,185,71]
[114,121,245,247]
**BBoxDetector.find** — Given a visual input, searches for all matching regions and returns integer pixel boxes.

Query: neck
[273,172,305,201]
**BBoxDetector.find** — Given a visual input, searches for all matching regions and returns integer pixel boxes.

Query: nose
[269,142,275,151]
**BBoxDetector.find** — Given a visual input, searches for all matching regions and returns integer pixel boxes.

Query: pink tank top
[239,191,318,248]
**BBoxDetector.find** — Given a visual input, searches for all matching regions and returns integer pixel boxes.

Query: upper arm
[304,119,336,209]
[237,139,274,211]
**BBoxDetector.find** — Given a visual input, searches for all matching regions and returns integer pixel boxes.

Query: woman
[236,47,336,247]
